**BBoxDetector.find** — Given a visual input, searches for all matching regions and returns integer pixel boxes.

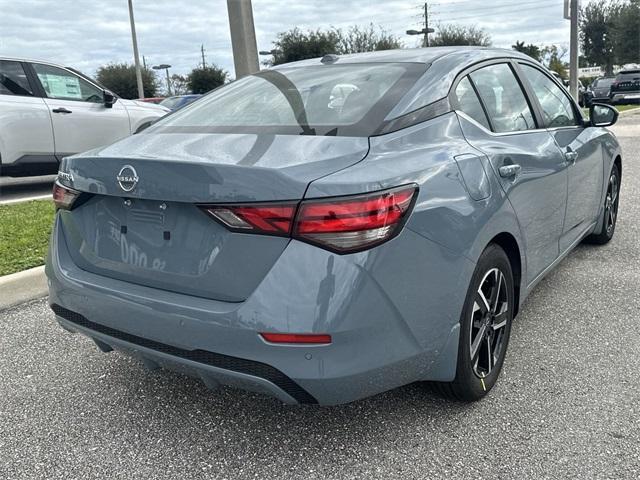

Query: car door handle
[498,164,521,178]
[52,107,72,114]
[564,149,578,164]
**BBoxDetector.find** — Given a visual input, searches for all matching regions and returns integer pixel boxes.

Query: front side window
[0,60,33,96]
[519,64,580,128]
[453,76,490,130]
[150,63,425,137]
[469,63,536,133]
[32,63,103,103]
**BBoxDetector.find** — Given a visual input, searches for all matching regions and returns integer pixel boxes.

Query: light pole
[127,0,145,99]
[153,64,172,96]
[406,28,434,47]
[227,0,259,78]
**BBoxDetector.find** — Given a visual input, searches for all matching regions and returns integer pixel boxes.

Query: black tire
[584,163,620,245]
[430,244,515,401]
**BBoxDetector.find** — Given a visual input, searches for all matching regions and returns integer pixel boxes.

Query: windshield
[160,96,182,109]
[594,78,614,88]
[149,63,426,137]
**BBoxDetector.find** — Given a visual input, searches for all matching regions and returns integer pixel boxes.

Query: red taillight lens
[199,185,417,253]
[260,333,332,344]
[202,204,296,235]
[52,181,80,210]
[294,185,417,253]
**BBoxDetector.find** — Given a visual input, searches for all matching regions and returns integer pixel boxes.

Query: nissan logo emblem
[116,165,139,192]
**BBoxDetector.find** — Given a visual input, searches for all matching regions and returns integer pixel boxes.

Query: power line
[433,0,562,14]
[431,2,564,22]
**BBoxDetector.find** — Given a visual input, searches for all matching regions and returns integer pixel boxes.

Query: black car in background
[584,77,615,107]
[610,69,640,105]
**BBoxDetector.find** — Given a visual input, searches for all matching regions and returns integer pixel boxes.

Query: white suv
[0,57,169,176]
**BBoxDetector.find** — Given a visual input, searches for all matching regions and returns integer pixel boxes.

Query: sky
[0,0,588,83]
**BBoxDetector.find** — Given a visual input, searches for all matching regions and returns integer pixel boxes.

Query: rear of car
[47,60,471,405]
[610,69,640,104]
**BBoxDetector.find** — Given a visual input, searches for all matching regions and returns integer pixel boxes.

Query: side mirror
[589,103,618,127]
[103,90,117,108]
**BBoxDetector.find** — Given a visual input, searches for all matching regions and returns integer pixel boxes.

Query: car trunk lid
[58,132,369,302]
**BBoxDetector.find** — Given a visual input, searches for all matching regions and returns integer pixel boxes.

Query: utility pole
[201,44,206,68]
[566,0,579,101]
[406,2,434,48]
[226,0,259,78]
[127,0,145,99]
[423,2,429,47]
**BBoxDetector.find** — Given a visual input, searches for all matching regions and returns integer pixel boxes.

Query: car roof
[0,56,69,68]
[272,47,533,69]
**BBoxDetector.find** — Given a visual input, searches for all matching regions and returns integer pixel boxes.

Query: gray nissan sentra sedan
[47,47,622,405]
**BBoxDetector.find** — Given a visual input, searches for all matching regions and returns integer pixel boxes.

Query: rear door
[453,61,568,285]
[517,63,603,251]
[0,60,54,167]
[29,63,131,158]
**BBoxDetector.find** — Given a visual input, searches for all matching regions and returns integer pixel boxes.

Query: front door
[517,63,603,251]
[453,62,568,285]
[30,63,131,158]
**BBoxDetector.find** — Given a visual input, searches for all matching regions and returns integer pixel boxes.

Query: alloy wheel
[469,268,509,378]
[604,172,619,235]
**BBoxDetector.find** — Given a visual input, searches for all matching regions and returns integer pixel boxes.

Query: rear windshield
[150,63,426,137]
[159,96,181,109]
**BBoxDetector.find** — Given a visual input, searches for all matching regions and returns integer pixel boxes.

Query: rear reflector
[200,184,417,253]
[260,333,332,344]
[52,181,81,210]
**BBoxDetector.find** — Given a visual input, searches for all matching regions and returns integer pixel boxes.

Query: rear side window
[469,63,536,133]
[0,60,33,96]
[453,77,490,130]
[519,64,579,128]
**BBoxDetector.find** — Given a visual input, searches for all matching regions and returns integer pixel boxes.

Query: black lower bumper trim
[51,304,317,404]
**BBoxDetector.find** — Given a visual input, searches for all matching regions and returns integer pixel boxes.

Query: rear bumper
[46,214,473,405]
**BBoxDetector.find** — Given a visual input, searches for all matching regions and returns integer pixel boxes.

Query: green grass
[0,199,55,276]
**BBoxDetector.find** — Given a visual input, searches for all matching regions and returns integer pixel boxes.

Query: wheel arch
[488,232,522,317]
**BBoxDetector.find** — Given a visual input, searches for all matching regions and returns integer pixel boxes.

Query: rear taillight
[202,204,296,235]
[52,181,80,210]
[200,184,417,254]
[294,185,417,253]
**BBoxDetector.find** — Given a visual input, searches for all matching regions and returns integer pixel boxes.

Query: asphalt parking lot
[1,112,639,479]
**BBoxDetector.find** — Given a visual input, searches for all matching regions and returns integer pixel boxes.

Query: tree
[170,74,189,95]
[541,45,569,79]
[268,25,401,66]
[512,41,541,61]
[270,28,340,66]
[336,24,402,54]
[580,1,615,74]
[610,0,640,66]
[188,66,227,94]
[96,63,159,99]
[429,24,491,47]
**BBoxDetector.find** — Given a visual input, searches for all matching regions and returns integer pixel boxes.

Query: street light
[406,28,435,47]
[153,64,172,96]
[258,49,280,56]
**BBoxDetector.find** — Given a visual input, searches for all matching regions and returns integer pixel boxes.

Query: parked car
[159,94,202,111]
[610,69,640,104]
[0,57,169,176]
[138,97,165,104]
[584,76,615,107]
[551,71,585,106]
[48,47,622,405]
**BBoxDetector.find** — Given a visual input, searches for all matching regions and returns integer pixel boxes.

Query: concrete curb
[618,107,640,116]
[0,265,48,311]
